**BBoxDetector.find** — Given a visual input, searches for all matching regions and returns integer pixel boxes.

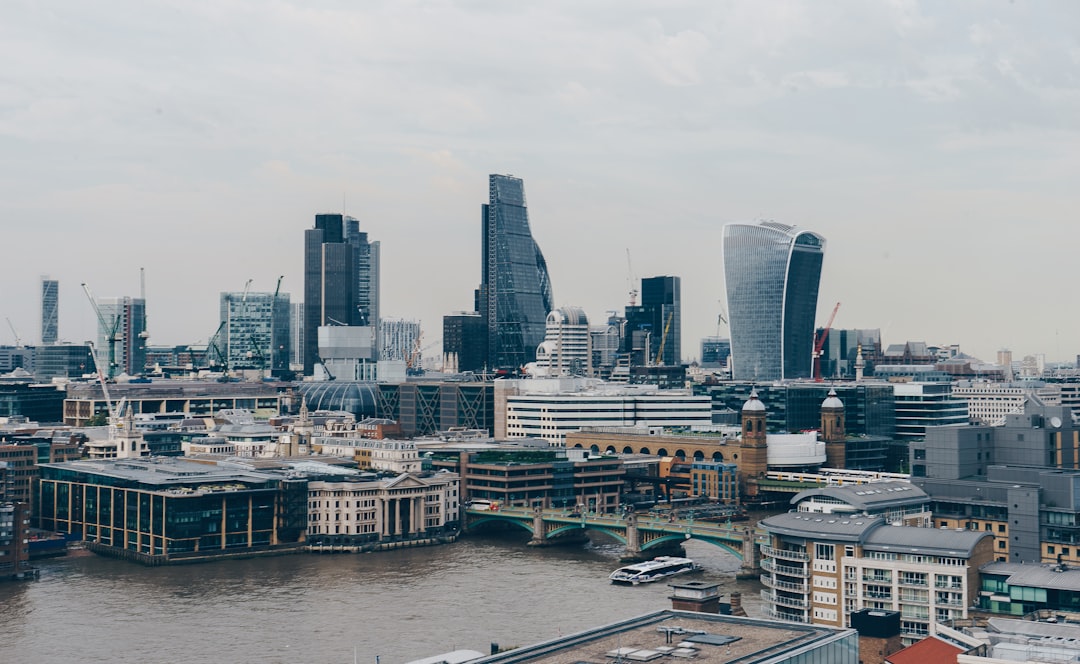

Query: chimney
[669,581,722,614]
[728,591,746,617]
[849,609,902,664]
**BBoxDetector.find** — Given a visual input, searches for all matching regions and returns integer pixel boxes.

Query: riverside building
[759,512,992,643]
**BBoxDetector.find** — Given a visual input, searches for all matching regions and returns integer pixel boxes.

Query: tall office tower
[219,291,291,376]
[442,312,485,373]
[722,221,825,381]
[478,174,554,372]
[97,297,147,376]
[343,217,380,328]
[303,213,379,375]
[701,337,731,369]
[379,318,420,362]
[290,302,304,368]
[624,276,681,367]
[41,278,58,344]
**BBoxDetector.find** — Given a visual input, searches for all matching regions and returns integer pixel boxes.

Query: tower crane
[813,302,842,382]
[654,311,675,366]
[268,275,284,377]
[5,318,21,347]
[81,283,122,380]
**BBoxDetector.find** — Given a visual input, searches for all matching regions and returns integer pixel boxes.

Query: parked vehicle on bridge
[467,499,499,511]
[608,556,701,585]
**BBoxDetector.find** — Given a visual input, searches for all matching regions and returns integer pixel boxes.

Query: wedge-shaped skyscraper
[722,221,825,381]
[478,174,554,372]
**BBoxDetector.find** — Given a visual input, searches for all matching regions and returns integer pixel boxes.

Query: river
[0,531,763,664]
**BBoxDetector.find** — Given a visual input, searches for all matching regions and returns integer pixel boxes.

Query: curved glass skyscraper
[722,221,825,381]
[479,174,554,372]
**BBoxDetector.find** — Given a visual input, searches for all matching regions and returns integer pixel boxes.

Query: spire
[855,344,865,382]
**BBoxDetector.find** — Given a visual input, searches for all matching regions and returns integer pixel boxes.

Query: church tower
[822,388,846,469]
[738,389,769,487]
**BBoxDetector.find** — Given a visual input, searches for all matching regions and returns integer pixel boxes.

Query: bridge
[465,506,760,576]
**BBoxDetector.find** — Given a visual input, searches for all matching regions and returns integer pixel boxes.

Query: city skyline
[2,3,1079,363]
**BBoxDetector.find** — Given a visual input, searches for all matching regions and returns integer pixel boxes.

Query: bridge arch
[641,534,743,560]
[468,516,534,535]
[546,524,628,545]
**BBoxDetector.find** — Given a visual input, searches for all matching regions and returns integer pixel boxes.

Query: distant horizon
[3,3,1078,365]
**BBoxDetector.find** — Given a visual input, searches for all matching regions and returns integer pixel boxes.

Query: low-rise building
[37,457,308,562]
[0,501,33,580]
[978,561,1080,616]
[759,512,992,643]
[306,472,459,546]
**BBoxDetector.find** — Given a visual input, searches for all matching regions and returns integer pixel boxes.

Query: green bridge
[465,506,760,575]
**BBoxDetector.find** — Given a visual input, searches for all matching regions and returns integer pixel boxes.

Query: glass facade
[41,278,58,344]
[479,174,554,372]
[220,292,291,374]
[722,222,825,381]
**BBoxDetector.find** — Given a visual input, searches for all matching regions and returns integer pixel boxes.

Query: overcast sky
[2,1,1079,365]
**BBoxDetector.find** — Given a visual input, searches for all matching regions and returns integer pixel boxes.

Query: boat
[609,556,701,585]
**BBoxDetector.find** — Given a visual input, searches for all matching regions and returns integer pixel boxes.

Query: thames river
[0,532,762,664]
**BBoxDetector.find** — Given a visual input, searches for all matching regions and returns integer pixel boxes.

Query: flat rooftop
[469,610,852,663]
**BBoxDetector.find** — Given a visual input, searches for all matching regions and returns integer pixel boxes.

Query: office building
[442,312,485,373]
[62,380,288,426]
[478,174,554,373]
[498,378,712,446]
[379,318,420,363]
[96,296,147,376]
[910,400,1080,564]
[818,329,882,379]
[951,380,1060,425]
[219,291,291,376]
[891,382,968,440]
[0,501,33,580]
[40,278,58,344]
[759,512,991,642]
[624,275,681,367]
[373,381,495,438]
[303,213,379,375]
[722,221,825,381]
[700,336,731,369]
[37,457,308,562]
[290,302,304,369]
[531,306,592,377]
[590,314,625,379]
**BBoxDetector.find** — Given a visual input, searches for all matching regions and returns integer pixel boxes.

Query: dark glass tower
[624,276,681,366]
[303,213,376,375]
[478,175,554,372]
[722,221,825,381]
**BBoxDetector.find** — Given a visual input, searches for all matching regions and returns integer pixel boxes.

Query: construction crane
[139,267,150,345]
[812,301,842,382]
[206,321,229,375]
[81,283,122,380]
[268,275,284,377]
[654,311,675,366]
[5,318,21,347]
[626,248,638,307]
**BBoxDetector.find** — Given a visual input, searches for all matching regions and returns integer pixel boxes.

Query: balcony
[899,593,929,604]
[760,574,808,592]
[761,589,809,609]
[899,576,929,588]
[762,558,809,578]
[761,545,810,561]
[762,606,810,624]
[862,575,892,584]
[934,581,963,589]
[864,590,892,600]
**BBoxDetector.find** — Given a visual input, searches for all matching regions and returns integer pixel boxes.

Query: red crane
[813,302,841,382]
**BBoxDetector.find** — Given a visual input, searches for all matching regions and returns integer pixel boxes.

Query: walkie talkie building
[722,221,825,381]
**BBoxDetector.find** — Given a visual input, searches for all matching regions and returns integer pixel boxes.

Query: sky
[2,0,1079,365]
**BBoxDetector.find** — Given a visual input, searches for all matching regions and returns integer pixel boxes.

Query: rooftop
[761,512,882,541]
[885,635,964,664]
[790,481,928,511]
[467,610,853,663]
[981,562,1080,593]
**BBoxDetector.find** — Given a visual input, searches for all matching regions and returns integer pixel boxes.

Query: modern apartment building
[759,512,992,643]
[722,221,825,381]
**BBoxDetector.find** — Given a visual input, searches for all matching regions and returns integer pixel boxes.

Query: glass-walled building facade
[479,174,554,373]
[722,222,825,381]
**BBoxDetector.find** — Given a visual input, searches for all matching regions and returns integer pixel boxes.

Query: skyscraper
[40,277,58,344]
[220,291,291,376]
[722,221,825,381]
[624,275,681,367]
[97,297,147,376]
[478,174,554,372]
[303,213,379,375]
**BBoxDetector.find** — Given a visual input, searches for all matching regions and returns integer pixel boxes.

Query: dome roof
[296,381,379,419]
[821,388,844,410]
[742,388,766,412]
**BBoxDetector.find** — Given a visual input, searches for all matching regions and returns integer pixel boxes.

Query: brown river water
[0,531,763,664]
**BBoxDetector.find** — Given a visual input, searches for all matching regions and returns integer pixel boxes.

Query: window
[815,543,835,561]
